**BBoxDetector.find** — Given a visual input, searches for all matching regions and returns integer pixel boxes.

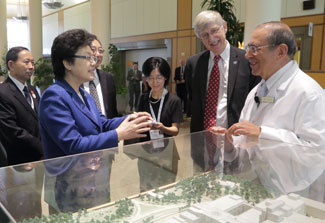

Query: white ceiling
[6,0,88,19]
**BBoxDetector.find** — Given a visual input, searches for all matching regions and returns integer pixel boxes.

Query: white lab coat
[239,61,325,147]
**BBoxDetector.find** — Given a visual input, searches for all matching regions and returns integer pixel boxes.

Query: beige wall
[63,2,91,31]
[111,0,177,38]
[192,0,325,24]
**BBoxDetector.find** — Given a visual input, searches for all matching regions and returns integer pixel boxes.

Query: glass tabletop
[0,131,324,222]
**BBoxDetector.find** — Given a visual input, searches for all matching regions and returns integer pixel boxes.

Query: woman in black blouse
[138,57,183,142]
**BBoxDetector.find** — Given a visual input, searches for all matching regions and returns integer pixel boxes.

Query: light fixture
[13,0,28,21]
[42,0,64,9]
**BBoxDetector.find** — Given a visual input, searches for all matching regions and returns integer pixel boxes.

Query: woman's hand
[151,122,163,130]
[116,112,153,141]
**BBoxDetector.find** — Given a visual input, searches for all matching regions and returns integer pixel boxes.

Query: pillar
[28,0,43,61]
[244,0,282,44]
[0,0,7,63]
[90,0,110,66]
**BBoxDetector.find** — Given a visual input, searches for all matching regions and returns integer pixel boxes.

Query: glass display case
[0,131,324,223]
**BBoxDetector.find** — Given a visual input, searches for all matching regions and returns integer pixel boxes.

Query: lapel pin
[30,90,36,99]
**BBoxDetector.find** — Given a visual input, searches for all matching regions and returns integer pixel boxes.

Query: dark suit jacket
[174,66,185,82]
[0,77,43,165]
[174,66,186,91]
[97,69,118,118]
[186,46,260,133]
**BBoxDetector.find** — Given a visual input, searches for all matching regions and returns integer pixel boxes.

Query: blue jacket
[39,79,125,159]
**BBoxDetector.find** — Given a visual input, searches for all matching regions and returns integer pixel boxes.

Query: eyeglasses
[91,47,105,54]
[200,26,222,40]
[244,44,276,55]
[72,55,98,64]
[147,76,165,83]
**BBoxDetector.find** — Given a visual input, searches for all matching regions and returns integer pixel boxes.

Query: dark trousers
[128,83,140,110]
[176,83,187,113]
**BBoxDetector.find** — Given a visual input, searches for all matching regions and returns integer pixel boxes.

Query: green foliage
[33,57,54,89]
[0,63,7,77]
[0,50,7,77]
[101,44,127,95]
[201,0,244,46]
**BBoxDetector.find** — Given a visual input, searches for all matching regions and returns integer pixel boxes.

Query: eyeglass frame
[91,47,105,54]
[244,44,276,55]
[146,76,165,83]
[199,25,223,40]
[72,55,98,64]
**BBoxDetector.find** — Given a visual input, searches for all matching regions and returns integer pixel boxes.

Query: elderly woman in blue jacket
[39,29,152,159]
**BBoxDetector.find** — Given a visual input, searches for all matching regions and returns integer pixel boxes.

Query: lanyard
[149,88,167,123]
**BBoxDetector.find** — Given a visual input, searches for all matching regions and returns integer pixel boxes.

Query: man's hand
[116,112,153,141]
[227,121,261,137]
[209,126,228,134]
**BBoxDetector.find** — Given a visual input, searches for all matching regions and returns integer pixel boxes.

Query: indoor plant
[102,44,128,113]
[32,57,54,93]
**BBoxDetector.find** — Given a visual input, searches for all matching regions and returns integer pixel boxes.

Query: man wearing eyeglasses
[0,46,43,165]
[186,10,260,134]
[225,22,325,147]
[83,35,118,118]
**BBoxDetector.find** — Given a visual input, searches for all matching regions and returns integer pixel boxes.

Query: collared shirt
[8,74,34,109]
[206,41,230,129]
[84,70,106,116]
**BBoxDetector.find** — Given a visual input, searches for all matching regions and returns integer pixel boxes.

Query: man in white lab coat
[215,21,325,147]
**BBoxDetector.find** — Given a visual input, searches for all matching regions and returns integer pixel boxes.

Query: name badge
[261,96,275,103]
[149,130,164,148]
[149,130,164,140]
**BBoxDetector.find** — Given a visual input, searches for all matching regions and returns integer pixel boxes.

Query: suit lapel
[28,85,39,113]
[97,69,108,112]
[199,51,210,110]
[6,78,38,119]
[57,80,101,129]
[227,46,240,105]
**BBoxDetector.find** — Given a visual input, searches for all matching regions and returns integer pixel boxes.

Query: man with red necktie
[186,10,260,171]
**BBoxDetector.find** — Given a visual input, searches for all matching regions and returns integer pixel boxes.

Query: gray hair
[258,21,297,59]
[194,10,224,38]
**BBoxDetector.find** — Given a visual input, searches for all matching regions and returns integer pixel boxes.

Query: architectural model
[19,173,325,223]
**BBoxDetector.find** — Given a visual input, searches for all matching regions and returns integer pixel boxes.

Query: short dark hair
[260,22,297,59]
[51,29,93,79]
[142,57,170,86]
[5,46,29,70]
[89,33,102,46]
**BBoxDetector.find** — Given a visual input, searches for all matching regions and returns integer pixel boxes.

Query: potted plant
[33,57,54,93]
[102,44,128,114]
[0,52,8,82]
[201,0,244,47]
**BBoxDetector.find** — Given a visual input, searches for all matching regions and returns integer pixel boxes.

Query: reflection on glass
[44,150,115,213]
[0,131,324,222]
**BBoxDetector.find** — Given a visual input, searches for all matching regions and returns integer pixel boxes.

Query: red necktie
[204,55,221,130]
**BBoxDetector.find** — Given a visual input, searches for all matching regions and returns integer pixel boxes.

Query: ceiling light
[42,1,64,9]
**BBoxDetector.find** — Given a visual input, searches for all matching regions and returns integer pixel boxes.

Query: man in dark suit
[84,36,118,118]
[0,46,43,165]
[174,59,187,113]
[186,10,260,133]
[127,62,142,111]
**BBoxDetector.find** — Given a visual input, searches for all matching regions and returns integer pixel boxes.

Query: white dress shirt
[84,70,106,116]
[238,60,325,147]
